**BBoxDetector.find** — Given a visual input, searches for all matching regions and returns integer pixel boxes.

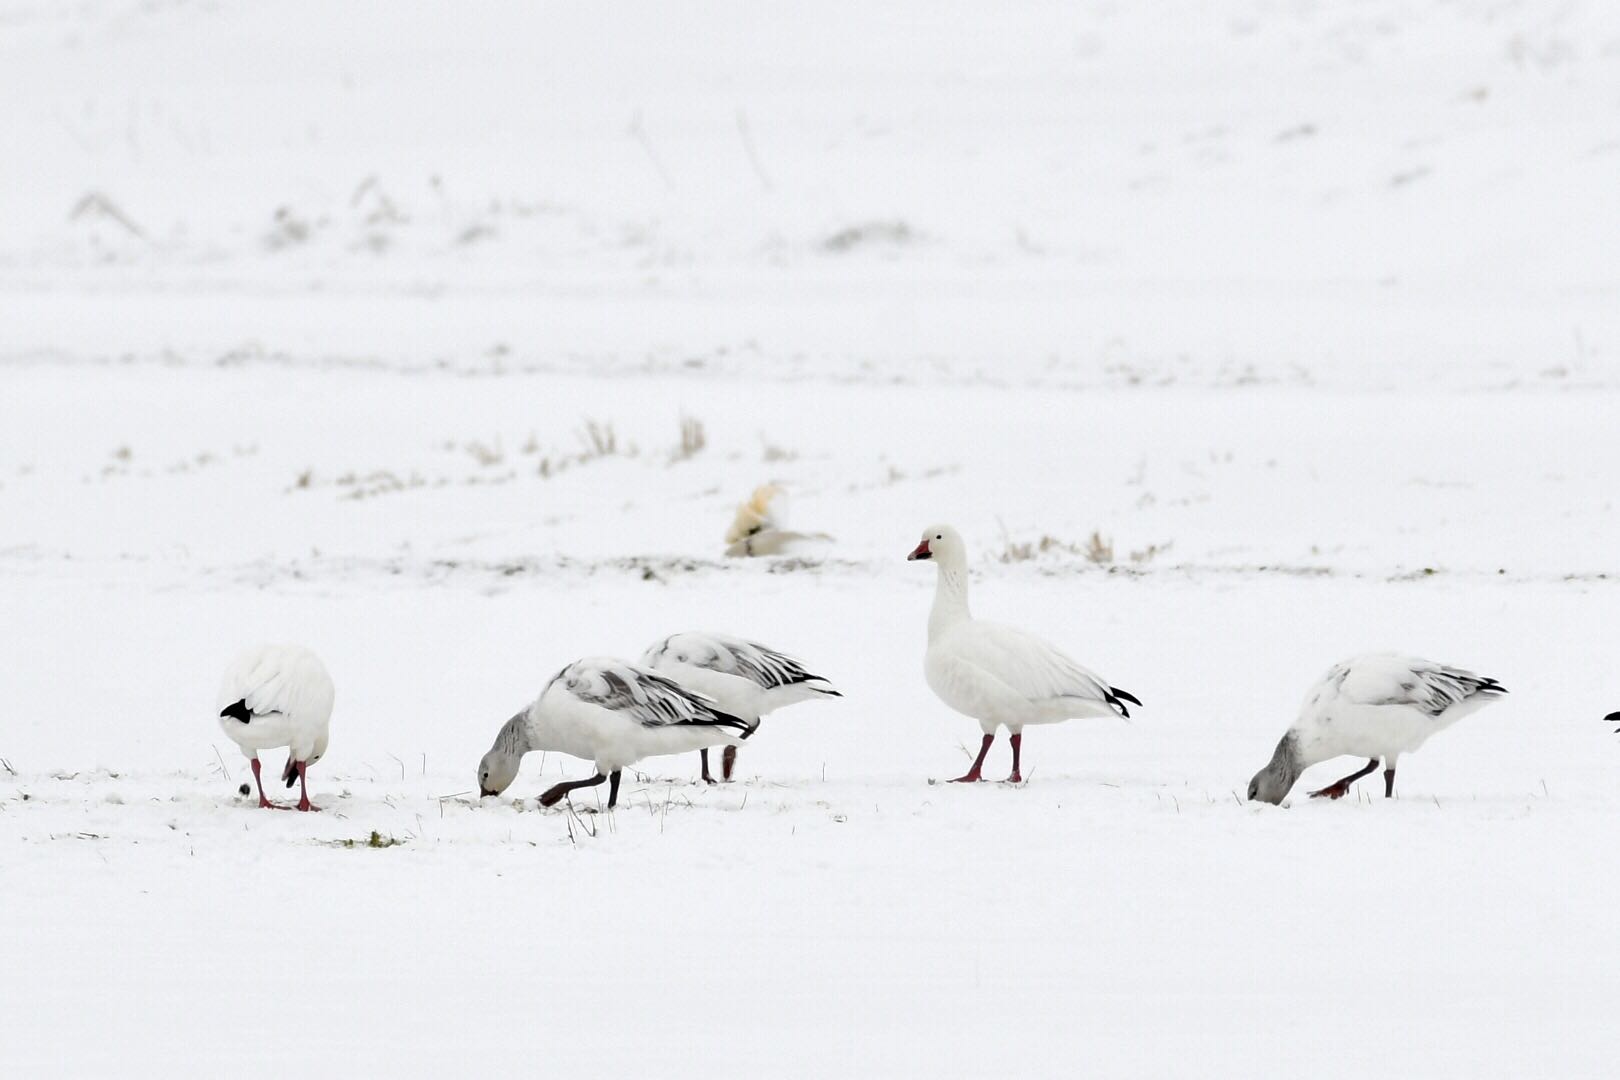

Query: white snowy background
[2,1,1618,1076]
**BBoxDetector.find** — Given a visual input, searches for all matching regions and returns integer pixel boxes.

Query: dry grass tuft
[1083,531,1113,564]
[463,437,504,467]
[672,414,706,462]
[760,438,797,462]
[577,419,618,460]
[995,524,1169,567]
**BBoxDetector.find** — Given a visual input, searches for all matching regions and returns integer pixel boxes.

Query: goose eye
[677,654,687,662]
[935,534,943,540]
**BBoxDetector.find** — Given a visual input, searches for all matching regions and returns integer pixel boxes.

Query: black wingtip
[1604,711,1620,727]
[783,671,843,695]
[1111,687,1143,708]
[709,709,756,739]
[220,699,251,724]
[282,758,298,789]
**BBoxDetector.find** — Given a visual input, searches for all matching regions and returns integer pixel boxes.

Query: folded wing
[217,645,335,724]
[1340,654,1506,716]
[557,659,754,735]
[967,623,1139,718]
[646,632,836,693]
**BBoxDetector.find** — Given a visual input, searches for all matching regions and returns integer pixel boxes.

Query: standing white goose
[477,657,754,809]
[217,644,335,811]
[642,631,841,782]
[1247,653,1506,804]
[907,524,1141,783]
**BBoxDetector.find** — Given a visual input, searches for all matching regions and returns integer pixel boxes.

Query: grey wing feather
[663,633,830,690]
[565,662,754,734]
[717,638,829,690]
[1353,659,1506,716]
[1408,667,1507,715]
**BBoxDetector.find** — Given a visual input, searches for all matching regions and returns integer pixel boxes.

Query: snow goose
[723,485,833,558]
[907,524,1141,783]
[642,631,841,782]
[217,644,335,811]
[1247,653,1506,804]
[477,657,754,808]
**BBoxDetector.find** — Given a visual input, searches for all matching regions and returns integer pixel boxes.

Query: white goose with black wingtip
[476,657,754,809]
[1247,653,1507,805]
[641,631,841,783]
[217,644,335,811]
[907,524,1141,784]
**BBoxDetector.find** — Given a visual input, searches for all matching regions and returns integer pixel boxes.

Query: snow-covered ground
[3,2,1619,1076]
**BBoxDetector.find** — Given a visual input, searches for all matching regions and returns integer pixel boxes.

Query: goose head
[477,748,520,798]
[908,524,965,567]
[1247,732,1303,805]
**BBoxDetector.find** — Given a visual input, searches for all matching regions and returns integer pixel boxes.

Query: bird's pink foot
[290,761,318,811]
[1003,772,1023,784]
[949,734,996,784]
[248,759,289,809]
[1309,782,1350,800]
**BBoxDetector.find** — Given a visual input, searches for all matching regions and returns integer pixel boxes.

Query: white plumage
[724,484,785,547]
[908,524,1140,784]
[641,631,841,781]
[1248,653,1507,804]
[477,657,754,808]
[216,644,335,811]
[722,483,833,557]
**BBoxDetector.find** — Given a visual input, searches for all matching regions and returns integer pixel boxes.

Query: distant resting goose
[1247,653,1506,804]
[722,484,832,557]
[477,657,753,809]
[217,644,335,811]
[641,631,840,782]
[908,524,1141,784]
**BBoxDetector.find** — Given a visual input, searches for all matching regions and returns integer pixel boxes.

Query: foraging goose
[1247,653,1506,805]
[908,524,1141,783]
[642,631,841,782]
[477,657,753,809]
[217,644,335,811]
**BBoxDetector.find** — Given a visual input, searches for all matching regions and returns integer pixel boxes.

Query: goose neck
[928,562,972,640]
[494,710,535,757]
